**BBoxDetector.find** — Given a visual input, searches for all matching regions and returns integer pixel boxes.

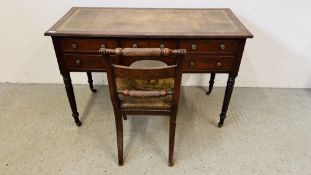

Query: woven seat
[120,95,172,112]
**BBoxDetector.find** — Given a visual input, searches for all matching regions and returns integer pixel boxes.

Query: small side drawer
[121,39,177,49]
[183,54,235,71]
[180,40,238,53]
[63,55,106,71]
[60,38,118,53]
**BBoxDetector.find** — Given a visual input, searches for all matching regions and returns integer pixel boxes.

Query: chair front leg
[87,72,97,93]
[114,112,124,166]
[168,112,177,167]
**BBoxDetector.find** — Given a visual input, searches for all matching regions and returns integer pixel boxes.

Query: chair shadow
[124,115,153,160]
[123,87,199,164]
[121,86,223,164]
[170,87,206,162]
[79,86,102,123]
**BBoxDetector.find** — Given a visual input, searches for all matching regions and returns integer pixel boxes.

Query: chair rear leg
[114,113,124,166]
[168,112,177,167]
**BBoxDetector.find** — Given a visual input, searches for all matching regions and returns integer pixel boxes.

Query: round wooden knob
[72,43,78,49]
[160,44,165,48]
[190,61,196,67]
[133,43,138,48]
[191,44,197,50]
[220,44,226,50]
[216,61,222,67]
[75,59,81,66]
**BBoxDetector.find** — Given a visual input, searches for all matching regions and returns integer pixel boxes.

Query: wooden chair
[100,48,186,166]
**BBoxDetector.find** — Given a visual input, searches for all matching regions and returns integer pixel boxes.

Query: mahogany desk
[45,7,253,127]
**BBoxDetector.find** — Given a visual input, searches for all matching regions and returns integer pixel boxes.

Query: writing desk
[45,7,253,127]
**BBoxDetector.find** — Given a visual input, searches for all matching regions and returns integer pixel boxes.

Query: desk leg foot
[74,113,82,127]
[218,114,225,128]
[206,73,215,95]
[122,115,127,120]
[218,74,236,127]
[63,74,82,127]
[87,72,97,93]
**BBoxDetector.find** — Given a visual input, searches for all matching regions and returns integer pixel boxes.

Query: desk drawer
[63,55,106,71]
[180,40,238,54]
[183,54,235,71]
[60,38,118,53]
[121,39,177,49]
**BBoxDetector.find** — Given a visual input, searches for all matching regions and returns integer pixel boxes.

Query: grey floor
[0,84,310,175]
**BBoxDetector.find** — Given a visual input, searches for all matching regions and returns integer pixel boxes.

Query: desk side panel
[52,37,68,75]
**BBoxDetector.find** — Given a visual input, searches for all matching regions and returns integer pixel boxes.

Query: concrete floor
[0,83,310,175]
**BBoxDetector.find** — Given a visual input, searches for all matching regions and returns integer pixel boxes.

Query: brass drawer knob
[191,44,197,50]
[101,44,106,48]
[220,44,226,50]
[160,44,165,48]
[133,43,138,48]
[72,43,78,49]
[216,61,222,67]
[75,59,81,66]
[190,61,196,67]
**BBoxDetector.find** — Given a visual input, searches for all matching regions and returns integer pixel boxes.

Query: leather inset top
[45,7,253,38]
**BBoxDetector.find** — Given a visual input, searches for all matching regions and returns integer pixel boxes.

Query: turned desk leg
[87,72,97,93]
[206,73,216,95]
[63,74,82,127]
[218,74,236,128]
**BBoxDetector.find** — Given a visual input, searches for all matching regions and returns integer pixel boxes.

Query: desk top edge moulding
[45,7,253,38]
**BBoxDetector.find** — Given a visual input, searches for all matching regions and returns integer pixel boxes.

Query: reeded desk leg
[87,72,97,93]
[206,73,216,95]
[63,74,81,127]
[218,74,236,128]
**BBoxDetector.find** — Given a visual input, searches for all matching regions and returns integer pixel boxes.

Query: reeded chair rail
[100,48,186,57]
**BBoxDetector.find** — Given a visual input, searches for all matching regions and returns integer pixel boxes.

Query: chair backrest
[100,48,186,111]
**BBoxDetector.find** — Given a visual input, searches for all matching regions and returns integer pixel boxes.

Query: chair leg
[114,113,123,166]
[168,112,177,167]
[206,73,216,95]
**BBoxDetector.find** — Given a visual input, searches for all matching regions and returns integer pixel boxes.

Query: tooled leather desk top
[45,7,253,38]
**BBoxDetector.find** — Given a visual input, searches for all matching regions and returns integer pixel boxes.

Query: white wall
[1,0,311,88]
